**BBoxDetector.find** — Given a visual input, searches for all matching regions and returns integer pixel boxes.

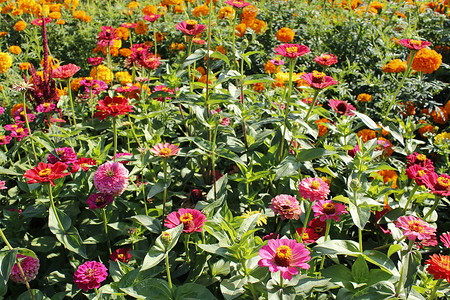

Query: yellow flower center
[16,128,24,133]
[408,220,424,233]
[302,232,310,240]
[285,46,298,53]
[180,213,193,223]
[160,148,172,156]
[417,170,426,177]
[310,180,320,189]
[323,203,336,215]
[275,245,292,267]
[106,170,115,177]
[96,196,104,203]
[322,54,331,59]
[0,135,4,139]
[117,254,124,259]
[416,154,427,161]
[410,39,422,45]
[43,103,51,107]
[38,168,51,177]
[437,177,450,188]
[313,71,325,79]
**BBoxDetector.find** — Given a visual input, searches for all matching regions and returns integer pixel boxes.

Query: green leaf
[297,148,336,162]
[349,202,371,230]
[0,249,17,285]
[321,264,353,287]
[313,240,360,256]
[274,157,300,181]
[17,289,50,300]
[362,250,399,277]
[0,166,21,176]
[220,274,247,300]
[182,49,207,68]
[129,215,161,234]
[294,277,337,298]
[120,278,172,299]
[210,51,229,66]
[31,236,59,253]
[17,248,38,260]
[175,283,216,300]
[354,111,378,130]
[243,74,273,85]
[352,255,369,283]
[267,278,296,300]
[237,213,260,237]
[216,147,247,167]
[31,131,57,156]
[387,244,402,258]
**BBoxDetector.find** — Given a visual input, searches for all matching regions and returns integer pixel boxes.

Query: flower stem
[184,234,191,265]
[358,228,363,252]
[403,183,418,213]
[102,208,112,255]
[165,253,173,290]
[304,89,320,122]
[424,196,441,222]
[162,158,168,218]
[48,184,65,234]
[430,278,443,300]
[21,92,37,162]
[319,219,331,270]
[113,116,117,161]
[127,114,142,148]
[299,200,313,243]
[395,239,415,297]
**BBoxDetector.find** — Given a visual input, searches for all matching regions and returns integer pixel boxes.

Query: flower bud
[161,231,172,247]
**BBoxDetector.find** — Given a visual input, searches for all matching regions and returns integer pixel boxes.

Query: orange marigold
[382,59,407,73]
[174,5,184,13]
[119,48,133,57]
[14,21,27,32]
[142,5,157,15]
[276,27,295,43]
[56,19,66,25]
[73,10,86,20]
[235,23,247,37]
[49,11,61,19]
[115,27,130,40]
[242,5,258,19]
[431,107,448,125]
[357,129,377,142]
[418,120,435,138]
[357,93,372,102]
[192,4,209,17]
[155,32,166,42]
[253,82,265,93]
[411,48,442,74]
[9,45,22,55]
[377,170,398,188]
[0,32,7,38]
[218,6,235,19]
[249,19,266,34]
[315,118,331,137]
[135,21,148,35]
[19,62,31,71]
[264,61,280,75]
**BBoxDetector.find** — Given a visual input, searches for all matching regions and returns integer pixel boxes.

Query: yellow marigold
[70,77,83,91]
[115,71,132,85]
[192,4,209,17]
[235,23,247,37]
[14,20,27,32]
[49,4,62,12]
[64,0,79,11]
[376,170,398,188]
[72,10,86,20]
[142,5,157,15]
[357,93,372,102]
[315,118,331,137]
[242,5,258,19]
[135,21,148,35]
[382,59,406,73]
[49,11,61,19]
[276,27,295,43]
[119,48,133,57]
[249,19,266,34]
[56,20,66,25]
[369,1,385,11]
[90,65,113,84]
[275,71,301,83]
[9,45,22,55]
[0,52,13,74]
[411,48,442,74]
[218,6,235,19]
[357,129,377,142]
[264,61,280,74]
[19,62,31,71]
[128,1,140,9]
[435,132,450,145]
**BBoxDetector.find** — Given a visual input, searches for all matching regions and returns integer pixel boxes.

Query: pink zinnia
[73,261,108,291]
[398,39,432,51]
[93,161,129,196]
[395,215,436,242]
[115,152,132,164]
[36,102,56,113]
[298,177,330,202]
[405,164,436,189]
[143,14,161,22]
[164,208,207,233]
[9,254,40,284]
[329,99,356,116]
[87,57,104,66]
[86,193,114,209]
[0,135,12,145]
[0,180,6,190]
[224,0,251,7]
[269,194,302,220]
[274,43,310,59]
[270,58,285,66]
[175,20,206,36]
[258,238,311,280]
[47,147,78,165]
[440,232,450,248]
[301,71,338,90]
[152,85,176,102]
[10,127,29,141]
[314,54,338,66]
[52,64,81,80]
[150,143,180,158]
[97,26,119,48]
[430,174,450,197]
[312,200,348,222]
[406,152,434,171]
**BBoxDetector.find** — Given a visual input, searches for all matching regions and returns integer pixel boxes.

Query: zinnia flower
[440,232,450,248]
[110,248,132,263]
[150,143,180,158]
[399,38,432,51]
[269,194,302,220]
[97,26,120,48]
[47,147,78,165]
[395,215,436,242]
[87,57,104,66]
[312,200,348,222]
[164,208,207,233]
[23,162,71,186]
[301,71,338,90]
[298,177,330,202]
[93,161,129,196]
[94,96,133,120]
[0,135,12,145]
[86,193,114,209]
[328,99,356,116]
[71,157,97,172]
[425,254,450,283]
[9,254,40,284]
[175,20,206,36]
[430,174,450,197]
[52,64,81,79]
[73,261,108,291]
[258,238,311,280]
[296,227,320,244]
[224,0,251,8]
[36,103,56,113]
[314,54,338,66]
[274,43,310,59]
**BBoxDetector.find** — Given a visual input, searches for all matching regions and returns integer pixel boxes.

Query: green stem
[319,219,331,270]
[165,253,173,291]
[162,158,168,218]
[187,37,194,93]
[382,51,416,125]
[395,239,415,297]
[127,114,142,148]
[279,271,284,288]
[430,278,443,300]
[211,121,219,201]
[358,228,363,252]
[231,13,238,70]
[403,183,418,213]
[299,200,313,243]
[184,234,191,265]
[113,116,117,161]
[424,196,441,221]
[102,208,112,255]
[48,184,65,234]
[21,92,38,162]
[304,89,320,122]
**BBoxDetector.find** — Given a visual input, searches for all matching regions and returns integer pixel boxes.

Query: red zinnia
[430,174,450,197]
[110,248,132,263]
[23,162,71,186]
[52,64,81,80]
[274,43,310,59]
[175,20,206,36]
[94,96,133,120]
[301,71,338,90]
[425,254,450,282]
[329,99,356,116]
[314,54,338,66]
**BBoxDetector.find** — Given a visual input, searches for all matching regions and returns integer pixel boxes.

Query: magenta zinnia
[395,215,436,242]
[301,71,338,90]
[329,99,356,116]
[314,54,338,66]
[224,0,251,8]
[52,63,80,79]
[175,20,206,36]
[298,177,330,202]
[47,147,78,165]
[399,39,431,51]
[312,200,348,222]
[86,193,114,209]
[274,43,310,59]
[258,238,311,280]
[9,254,40,284]
[430,174,450,197]
[150,143,180,158]
[93,161,129,196]
[270,194,302,220]
[73,261,108,291]
[164,208,207,233]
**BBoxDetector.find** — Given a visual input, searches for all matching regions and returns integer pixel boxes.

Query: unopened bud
[350,178,361,190]
[161,231,172,246]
